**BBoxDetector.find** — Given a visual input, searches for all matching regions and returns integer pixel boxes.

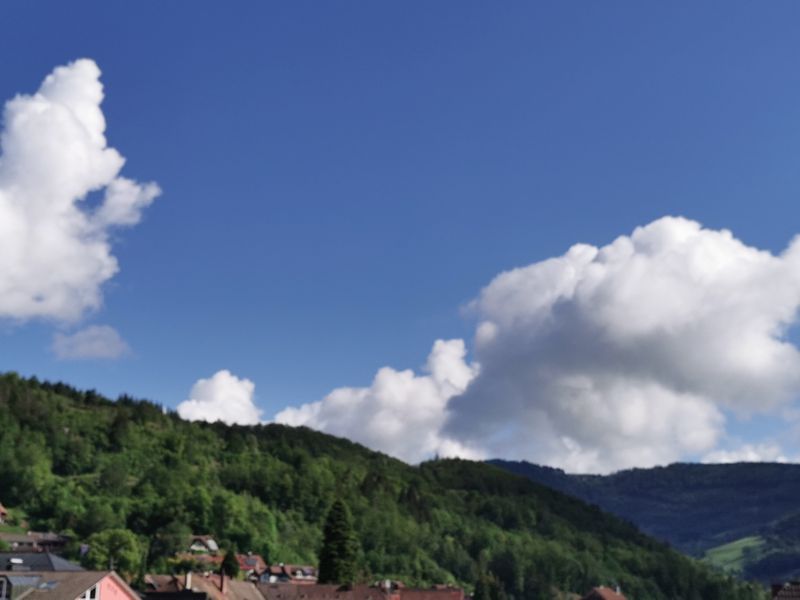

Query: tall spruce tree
[318,499,359,585]
[221,549,240,578]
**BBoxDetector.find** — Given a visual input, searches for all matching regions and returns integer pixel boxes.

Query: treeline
[0,373,765,599]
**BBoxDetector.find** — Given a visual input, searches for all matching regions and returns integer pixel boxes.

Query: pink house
[0,570,138,600]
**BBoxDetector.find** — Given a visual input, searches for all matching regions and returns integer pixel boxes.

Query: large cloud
[277,217,800,473]
[276,339,481,463]
[445,217,800,472]
[178,370,261,426]
[0,59,159,322]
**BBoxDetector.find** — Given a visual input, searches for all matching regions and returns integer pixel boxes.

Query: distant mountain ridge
[490,459,800,583]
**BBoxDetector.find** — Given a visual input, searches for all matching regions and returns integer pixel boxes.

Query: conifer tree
[318,499,359,585]
[221,549,240,578]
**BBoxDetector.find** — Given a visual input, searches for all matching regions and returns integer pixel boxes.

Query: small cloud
[52,325,130,360]
[703,443,790,464]
[177,370,261,426]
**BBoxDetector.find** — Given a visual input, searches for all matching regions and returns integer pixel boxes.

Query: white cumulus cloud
[178,370,262,426]
[703,443,789,464]
[275,339,482,463]
[52,324,130,360]
[445,216,800,473]
[0,58,159,322]
[275,217,800,473]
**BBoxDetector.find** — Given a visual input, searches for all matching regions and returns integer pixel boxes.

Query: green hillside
[703,537,765,573]
[492,460,800,584]
[0,373,764,599]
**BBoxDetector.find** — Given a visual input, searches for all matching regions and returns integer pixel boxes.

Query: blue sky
[3,2,800,471]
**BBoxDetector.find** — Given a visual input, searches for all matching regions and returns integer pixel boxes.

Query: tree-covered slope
[491,460,800,583]
[0,374,764,599]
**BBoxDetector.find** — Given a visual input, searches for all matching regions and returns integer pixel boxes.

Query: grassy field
[703,536,765,573]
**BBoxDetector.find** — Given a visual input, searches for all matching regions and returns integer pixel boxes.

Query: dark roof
[0,552,83,572]
[263,564,317,581]
[0,533,38,545]
[0,532,69,550]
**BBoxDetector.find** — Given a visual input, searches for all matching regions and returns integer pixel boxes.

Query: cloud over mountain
[276,339,481,463]
[445,216,800,472]
[278,217,800,473]
[0,59,159,322]
[703,443,789,464]
[178,370,261,426]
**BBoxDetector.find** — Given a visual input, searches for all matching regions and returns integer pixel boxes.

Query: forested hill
[0,374,763,599]
[491,460,800,583]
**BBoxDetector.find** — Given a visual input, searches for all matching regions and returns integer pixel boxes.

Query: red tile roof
[146,573,262,600]
[257,582,463,600]
[238,554,267,574]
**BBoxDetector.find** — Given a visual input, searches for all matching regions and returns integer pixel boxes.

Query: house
[144,573,208,599]
[257,583,382,600]
[0,534,38,552]
[0,552,83,572]
[28,533,70,555]
[260,565,317,585]
[772,582,800,599]
[0,532,70,554]
[188,574,261,600]
[0,570,138,600]
[179,553,267,580]
[0,504,7,525]
[581,587,626,600]
[237,554,267,580]
[145,572,262,600]
[189,536,220,555]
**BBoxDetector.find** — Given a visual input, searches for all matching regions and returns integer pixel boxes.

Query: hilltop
[0,374,763,599]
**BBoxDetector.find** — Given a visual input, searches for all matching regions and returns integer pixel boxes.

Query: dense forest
[492,460,800,583]
[0,373,765,599]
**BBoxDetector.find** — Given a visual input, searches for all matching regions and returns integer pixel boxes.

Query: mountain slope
[0,373,763,599]
[491,459,800,583]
